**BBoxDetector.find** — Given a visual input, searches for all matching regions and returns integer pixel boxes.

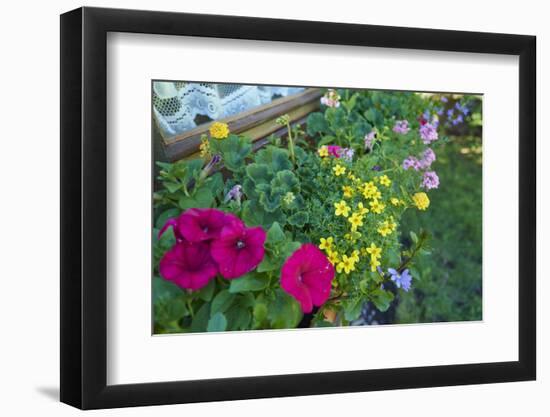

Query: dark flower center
[202,226,209,233]
[236,240,246,249]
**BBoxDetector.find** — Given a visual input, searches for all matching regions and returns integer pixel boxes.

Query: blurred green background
[396,131,483,323]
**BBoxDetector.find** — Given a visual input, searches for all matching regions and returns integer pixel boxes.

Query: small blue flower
[388,268,413,292]
[441,96,448,103]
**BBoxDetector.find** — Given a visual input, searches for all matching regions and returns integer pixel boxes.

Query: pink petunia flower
[159,240,219,290]
[327,145,342,158]
[280,244,335,313]
[159,208,239,243]
[210,221,266,279]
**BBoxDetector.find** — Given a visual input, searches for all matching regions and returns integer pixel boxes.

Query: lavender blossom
[340,147,355,162]
[364,131,376,151]
[422,171,440,190]
[224,184,243,204]
[393,120,410,134]
[419,148,436,169]
[403,156,421,171]
[388,268,413,292]
[419,123,439,144]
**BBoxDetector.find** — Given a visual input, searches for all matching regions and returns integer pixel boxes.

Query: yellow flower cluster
[412,192,430,210]
[209,122,230,139]
[318,145,329,158]
[377,217,397,237]
[199,135,211,158]
[333,164,346,176]
[336,250,360,274]
[319,237,360,275]
[365,243,382,272]
[342,185,354,198]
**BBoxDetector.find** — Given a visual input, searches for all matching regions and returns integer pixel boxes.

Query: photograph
[152,82,483,334]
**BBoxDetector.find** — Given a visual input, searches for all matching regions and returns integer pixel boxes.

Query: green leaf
[178,187,214,210]
[211,290,236,315]
[370,289,394,312]
[344,297,363,321]
[197,279,216,302]
[266,222,286,245]
[256,253,281,273]
[207,312,228,332]
[272,170,299,192]
[410,231,419,244]
[229,273,268,293]
[153,277,183,303]
[253,302,268,323]
[318,135,335,146]
[255,146,292,172]
[225,306,251,331]
[288,211,309,227]
[306,112,329,137]
[210,134,252,172]
[246,163,272,185]
[267,289,302,329]
[155,208,180,229]
[190,303,210,332]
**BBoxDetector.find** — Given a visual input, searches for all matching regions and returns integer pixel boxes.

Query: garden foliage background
[152,87,483,332]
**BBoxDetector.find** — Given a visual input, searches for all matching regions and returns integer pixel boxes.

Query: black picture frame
[60,6,536,410]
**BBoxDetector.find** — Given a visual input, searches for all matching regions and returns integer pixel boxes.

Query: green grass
[396,134,483,323]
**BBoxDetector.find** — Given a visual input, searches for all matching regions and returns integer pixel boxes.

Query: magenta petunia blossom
[210,221,266,279]
[159,240,219,290]
[327,145,342,158]
[160,208,240,243]
[280,244,335,313]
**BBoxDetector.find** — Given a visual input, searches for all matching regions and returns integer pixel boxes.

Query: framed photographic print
[60,6,536,410]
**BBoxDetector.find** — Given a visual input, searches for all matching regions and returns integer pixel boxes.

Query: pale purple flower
[441,96,448,103]
[435,106,444,116]
[340,147,355,162]
[364,131,376,150]
[199,154,222,180]
[447,108,454,118]
[419,123,439,144]
[388,268,412,292]
[224,184,243,204]
[393,120,410,134]
[320,89,341,108]
[422,170,440,190]
[419,148,436,169]
[403,156,421,171]
[372,165,381,171]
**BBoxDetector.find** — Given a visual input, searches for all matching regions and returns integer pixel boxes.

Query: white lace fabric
[153,82,305,136]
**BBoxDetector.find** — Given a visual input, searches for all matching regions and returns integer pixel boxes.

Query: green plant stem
[286,122,296,166]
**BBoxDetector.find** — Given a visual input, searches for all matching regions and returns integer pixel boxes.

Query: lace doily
[153,82,305,136]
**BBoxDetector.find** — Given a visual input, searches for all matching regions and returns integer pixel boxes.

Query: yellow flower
[199,135,211,158]
[319,237,334,251]
[348,212,364,231]
[337,255,356,274]
[342,185,354,198]
[370,257,381,272]
[412,192,430,210]
[390,197,402,206]
[333,164,346,176]
[377,219,396,237]
[361,181,378,199]
[327,250,339,265]
[209,122,230,139]
[356,202,369,216]
[344,231,362,242]
[350,250,360,263]
[366,243,382,259]
[318,146,329,157]
[369,199,385,214]
[379,175,392,187]
[347,173,357,181]
[334,200,351,217]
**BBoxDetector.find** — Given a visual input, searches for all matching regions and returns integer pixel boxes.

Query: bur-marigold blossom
[366,243,382,259]
[209,122,230,139]
[379,175,391,187]
[369,199,385,214]
[348,213,364,231]
[318,146,329,157]
[210,221,266,279]
[412,192,430,210]
[342,185,354,198]
[337,254,356,274]
[356,202,369,215]
[159,240,219,290]
[319,237,334,251]
[280,244,335,313]
[334,200,351,217]
[333,164,346,176]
